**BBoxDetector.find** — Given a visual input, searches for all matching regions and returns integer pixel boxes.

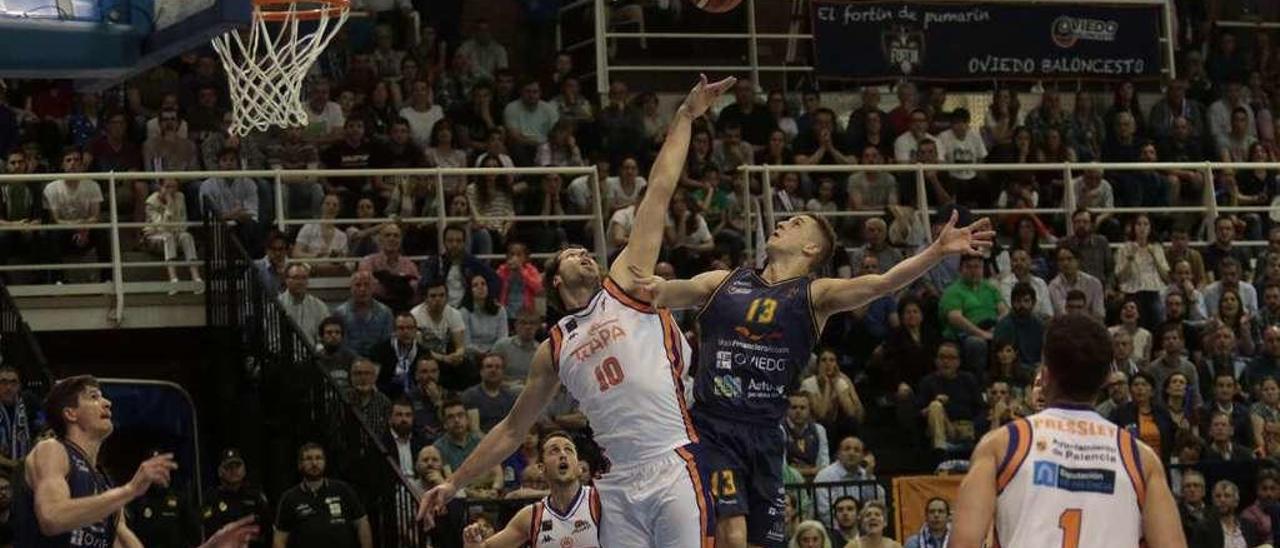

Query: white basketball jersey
[995,406,1145,548]
[549,278,697,466]
[527,486,602,548]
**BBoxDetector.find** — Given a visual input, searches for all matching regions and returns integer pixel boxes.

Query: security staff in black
[201,449,270,547]
[273,443,371,548]
[127,483,200,548]
[14,375,178,548]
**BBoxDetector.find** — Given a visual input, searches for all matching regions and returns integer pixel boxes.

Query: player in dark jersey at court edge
[15,375,259,548]
[635,210,993,547]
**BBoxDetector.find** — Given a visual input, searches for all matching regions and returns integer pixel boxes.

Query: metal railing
[0,281,52,395]
[0,165,602,322]
[202,205,427,547]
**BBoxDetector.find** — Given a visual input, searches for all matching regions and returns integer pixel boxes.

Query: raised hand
[199,516,260,548]
[934,210,995,256]
[462,521,494,548]
[128,453,178,497]
[626,264,666,302]
[417,482,458,530]
[681,73,738,119]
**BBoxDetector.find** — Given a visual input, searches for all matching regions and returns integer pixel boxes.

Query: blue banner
[811,0,1166,81]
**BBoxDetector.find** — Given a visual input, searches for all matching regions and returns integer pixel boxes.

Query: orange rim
[252,0,349,22]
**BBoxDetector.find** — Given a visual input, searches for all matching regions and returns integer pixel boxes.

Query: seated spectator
[996,248,1052,323]
[496,242,542,318]
[939,255,1006,372]
[872,298,940,407]
[903,497,951,548]
[847,501,901,548]
[1203,411,1253,462]
[292,193,350,276]
[790,520,833,548]
[801,348,864,433]
[1161,259,1209,323]
[806,177,838,215]
[359,223,420,312]
[301,78,344,144]
[459,353,517,432]
[814,436,885,527]
[1252,377,1280,458]
[142,107,197,172]
[603,156,647,213]
[398,80,444,149]
[199,147,263,256]
[422,224,501,308]
[1201,323,1251,392]
[460,274,508,354]
[43,148,107,281]
[992,282,1044,371]
[608,190,640,249]
[849,217,904,271]
[143,178,202,290]
[267,126,324,220]
[1206,258,1260,319]
[894,109,934,163]
[1115,214,1170,329]
[1217,106,1258,162]
[783,392,830,478]
[1194,480,1265,547]
[316,317,356,389]
[987,342,1032,400]
[1110,299,1153,362]
[1110,371,1176,464]
[1240,469,1280,544]
[382,399,428,478]
[87,111,146,223]
[1159,117,1209,205]
[369,312,428,397]
[1204,217,1253,284]
[504,80,558,165]
[254,232,289,294]
[278,264,330,346]
[1179,470,1211,539]
[406,357,447,441]
[758,130,797,169]
[345,196,382,258]
[1164,372,1199,440]
[992,217,1052,280]
[535,119,583,167]
[917,342,983,451]
[1095,370,1130,418]
[827,496,861,545]
[711,121,756,173]
[410,279,470,391]
[322,118,379,203]
[0,150,44,278]
[347,358,392,431]
[1150,324,1203,408]
[664,189,714,277]
[1048,245,1105,320]
[985,379,1028,434]
[433,399,481,474]
[1201,372,1255,450]
[0,366,40,470]
[493,311,540,384]
[1109,331,1143,377]
[1245,327,1280,396]
[333,270,395,358]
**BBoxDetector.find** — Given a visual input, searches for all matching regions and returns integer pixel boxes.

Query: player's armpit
[1138,443,1188,548]
[949,428,1007,548]
[809,276,890,325]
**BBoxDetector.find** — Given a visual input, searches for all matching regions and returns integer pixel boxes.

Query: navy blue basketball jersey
[693,267,818,424]
[15,440,117,548]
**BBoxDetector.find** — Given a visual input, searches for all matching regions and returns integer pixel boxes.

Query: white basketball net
[211,1,350,136]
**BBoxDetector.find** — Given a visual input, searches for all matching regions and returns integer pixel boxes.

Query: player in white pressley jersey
[950,315,1186,548]
[419,74,737,547]
[461,433,601,548]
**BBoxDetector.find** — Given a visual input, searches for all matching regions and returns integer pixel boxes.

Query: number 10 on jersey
[594,357,625,391]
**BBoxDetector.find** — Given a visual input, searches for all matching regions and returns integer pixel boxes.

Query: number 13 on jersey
[745,298,777,324]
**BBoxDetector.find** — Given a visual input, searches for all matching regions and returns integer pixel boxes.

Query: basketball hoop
[211,0,351,136]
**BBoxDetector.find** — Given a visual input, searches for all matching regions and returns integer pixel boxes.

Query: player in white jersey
[418,74,736,547]
[461,433,601,548]
[950,315,1186,548]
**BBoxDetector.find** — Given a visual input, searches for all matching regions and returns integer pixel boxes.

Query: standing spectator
[410,279,469,390]
[0,366,38,470]
[128,482,200,548]
[0,150,42,278]
[997,249,1053,321]
[455,19,508,81]
[496,242,541,317]
[254,232,289,294]
[348,358,393,431]
[717,79,775,146]
[813,436,886,527]
[432,399,482,473]
[316,317,357,389]
[459,274,508,354]
[458,353,517,432]
[903,498,951,548]
[333,270,395,357]
[1116,214,1170,329]
[382,399,428,478]
[202,449,272,547]
[993,283,1045,371]
[359,223,420,312]
[1067,209,1114,285]
[504,81,558,165]
[273,444,372,548]
[783,393,830,478]
[939,255,1006,372]
[917,342,983,450]
[421,224,500,307]
[369,312,427,397]
[278,264,330,346]
[1049,245,1105,320]
[1109,371,1176,465]
[1193,481,1264,547]
[43,148,106,281]
[144,178,202,291]
[199,148,263,257]
[398,80,444,149]
[492,311,540,383]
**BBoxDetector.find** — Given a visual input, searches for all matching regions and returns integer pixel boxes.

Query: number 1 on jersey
[745,298,778,324]
[594,357,625,392]
[1058,508,1082,548]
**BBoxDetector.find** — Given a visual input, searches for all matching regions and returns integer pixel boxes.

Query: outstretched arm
[948,427,1006,548]
[810,212,993,326]
[417,341,561,527]
[630,267,730,311]
[610,74,736,292]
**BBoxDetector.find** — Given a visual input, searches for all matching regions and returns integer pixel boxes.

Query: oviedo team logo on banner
[881,25,925,75]
[1050,16,1120,49]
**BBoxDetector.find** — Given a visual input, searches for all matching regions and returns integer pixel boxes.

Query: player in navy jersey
[16,375,261,548]
[634,211,993,547]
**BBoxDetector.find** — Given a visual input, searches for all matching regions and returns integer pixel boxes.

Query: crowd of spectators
[6,1,1280,546]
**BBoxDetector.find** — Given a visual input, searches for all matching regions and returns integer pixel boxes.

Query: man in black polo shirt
[274,443,371,548]
[203,448,271,547]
